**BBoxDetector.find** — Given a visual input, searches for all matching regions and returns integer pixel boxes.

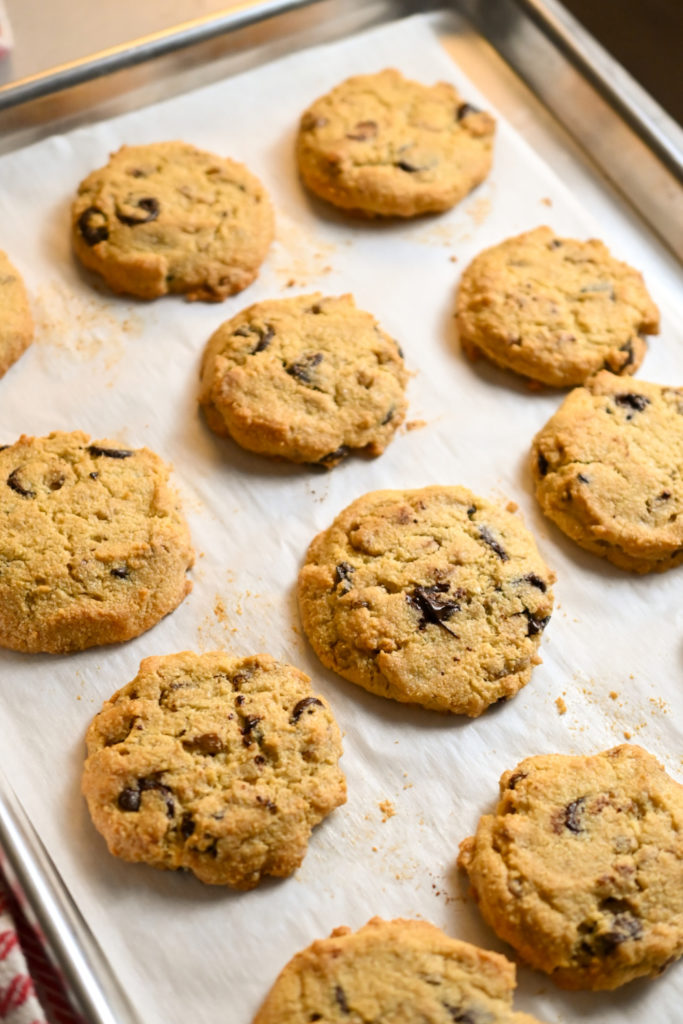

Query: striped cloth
[0,873,83,1024]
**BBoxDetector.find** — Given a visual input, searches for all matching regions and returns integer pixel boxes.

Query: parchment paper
[0,11,682,1024]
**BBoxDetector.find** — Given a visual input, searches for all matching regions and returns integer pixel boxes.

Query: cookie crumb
[505,500,518,513]
[540,197,552,206]
[449,255,458,263]
[555,696,567,715]
[609,690,619,699]
[623,730,632,739]
[405,419,427,432]
[379,799,395,821]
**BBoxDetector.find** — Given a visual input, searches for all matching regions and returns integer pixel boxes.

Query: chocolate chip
[110,567,130,579]
[254,755,265,765]
[456,103,480,120]
[346,120,378,141]
[601,913,643,951]
[478,525,509,561]
[307,304,323,314]
[523,609,550,636]
[619,339,635,367]
[236,324,274,352]
[139,777,175,818]
[87,445,134,459]
[658,491,671,501]
[467,505,476,519]
[256,795,278,814]
[334,562,355,590]
[564,796,586,833]
[579,909,642,958]
[537,451,549,476]
[89,471,99,480]
[78,206,109,246]
[444,1005,489,1024]
[180,814,195,838]
[507,770,528,790]
[395,160,420,172]
[116,197,160,225]
[522,574,547,592]
[241,715,261,745]
[127,168,146,178]
[316,446,349,467]
[548,239,563,249]
[6,469,35,498]
[334,986,350,1014]
[235,694,245,706]
[286,352,323,384]
[117,788,141,812]
[381,406,395,425]
[577,473,589,484]
[183,733,224,755]
[407,584,460,635]
[614,393,650,413]
[291,697,323,723]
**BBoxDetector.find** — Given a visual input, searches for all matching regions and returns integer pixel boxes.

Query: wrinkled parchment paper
[0,11,682,1024]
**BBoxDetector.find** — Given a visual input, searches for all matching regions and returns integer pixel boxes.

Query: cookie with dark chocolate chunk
[531,370,683,572]
[199,293,408,465]
[0,250,33,380]
[82,651,346,887]
[72,141,273,300]
[296,69,495,217]
[252,917,546,1023]
[297,486,554,716]
[458,745,683,989]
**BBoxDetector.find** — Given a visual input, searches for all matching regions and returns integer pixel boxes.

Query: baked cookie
[298,486,554,716]
[0,251,33,379]
[199,293,408,466]
[296,69,495,217]
[458,744,683,990]
[253,916,545,1023]
[72,141,274,301]
[456,227,659,387]
[0,431,193,652]
[531,371,683,573]
[82,651,346,888]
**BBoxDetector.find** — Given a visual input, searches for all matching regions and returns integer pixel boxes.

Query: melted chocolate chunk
[407,584,460,635]
[456,102,480,120]
[236,323,275,353]
[395,160,420,173]
[291,697,323,723]
[600,913,643,953]
[523,574,547,592]
[6,469,35,498]
[619,339,635,368]
[615,393,650,413]
[87,445,134,459]
[117,788,141,812]
[78,206,109,246]
[48,474,65,491]
[110,567,130,579]
[577,473,589,484]
[579,908,642,959]
[286,352,323,384]
[507,770,528,790]
[334,986,350,1014]
[478,525,509,561]
[523,609,550,636]
[537,451,549,476]
[180,814,195,838]
[183,733,224,755]
[89,471,99,480]
[467,505,476,519]
[240,715,262,745]
[139,777,175,818]
[564,796,586,833]
[346,120,378,141]
[254,755,265,765]
[116,196,160,225]
[443,1005,488,1024]
[317,446,349,467]
[256,795,278,814]
[381,406,395,425]
[334,562,355,590]
[548,239,563,249]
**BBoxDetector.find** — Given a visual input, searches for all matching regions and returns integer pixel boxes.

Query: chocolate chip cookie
[456,227,659,386]
[458,744,683,990]
[0,250,33,379]
[0,431,194,652]
[253,916,546,1023]
[297,486,554,716]
[531,371,683,572]
[296,69,495,217]
[199,293,408,466]
[82,651,346,888]
[72,142,274,301]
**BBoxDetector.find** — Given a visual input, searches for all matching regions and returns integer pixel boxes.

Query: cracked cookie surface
[199,293,408,466]
[0,250,33,380]
[296,69,495,217]
[82,650,346,888]
[297,486,554,716]
[456,227,659,386]
[253,916,545,1024]
[72,141,274,300]
[0,431,193,652]
[458,744,683,990]
[531,371,683,572]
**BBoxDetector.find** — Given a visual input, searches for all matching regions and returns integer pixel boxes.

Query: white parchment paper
[0,11,682,1024]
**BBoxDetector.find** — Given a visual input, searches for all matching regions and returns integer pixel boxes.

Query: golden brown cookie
[253,917,546,1023]
[0,250,33,379]
[296,69,495,217]
[82,651,346,888]
[297,486,554,716]
[456,227,659,386]
[531,371,683,572]
[199,293,408,466]
[72,141,274,301]
[458,744,683,990]
[0,431,193,652]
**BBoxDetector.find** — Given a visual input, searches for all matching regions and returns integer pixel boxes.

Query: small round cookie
[199,293,408,466]
[82,651,346,888]
[296,69,495,217]
[0,251,33,379]
[253,916,546,1024]
[72,141,274,301]
[297,486,554,716]
[456,227,659,386]
[458,744,683,990]
[0,431,193,652]
[531,370,683,573]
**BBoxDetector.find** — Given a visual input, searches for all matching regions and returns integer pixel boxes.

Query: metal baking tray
[0,3,681,1022]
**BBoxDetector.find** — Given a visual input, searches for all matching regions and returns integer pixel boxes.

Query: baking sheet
[0,10,682,1023]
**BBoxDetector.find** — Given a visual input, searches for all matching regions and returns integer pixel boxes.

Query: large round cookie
[531,370,683,573]
[253,917,545,1023]
[458,744,683,990]
[82,651,346,888]
[0,431,193,652]
[72,142,274,301]
[296,69,495,217]
[456,227,659,387]
[297,486,554,716]
[0,250,33,379]
[199,293,408,466]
